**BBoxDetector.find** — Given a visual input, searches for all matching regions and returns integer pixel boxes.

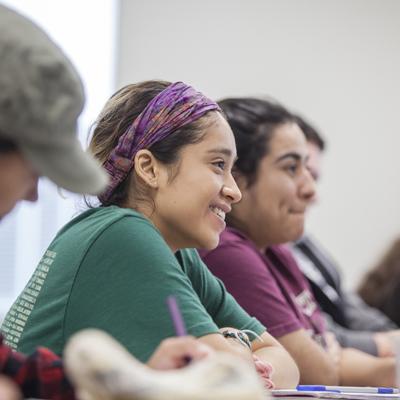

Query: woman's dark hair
[358,237,400,325]
[89,80,217,207]
[0,137,18,153]
[218,97,296,187]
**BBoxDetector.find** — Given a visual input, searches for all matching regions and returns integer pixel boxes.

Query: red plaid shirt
[0,336,75,400]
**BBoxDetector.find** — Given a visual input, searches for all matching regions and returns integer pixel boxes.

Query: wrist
[222,329,252,351]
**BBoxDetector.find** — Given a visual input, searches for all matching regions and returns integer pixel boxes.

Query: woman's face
[237,122,315,249]
[151,113,242,251]
[0,151,38,219]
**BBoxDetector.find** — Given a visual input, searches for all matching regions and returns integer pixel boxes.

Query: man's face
[0,151,39,219]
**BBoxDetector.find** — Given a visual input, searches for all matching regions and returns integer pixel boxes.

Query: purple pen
[166,295,191,364]
[166,295,187,336]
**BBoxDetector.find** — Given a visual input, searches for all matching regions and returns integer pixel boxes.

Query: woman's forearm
[339,348,396,387]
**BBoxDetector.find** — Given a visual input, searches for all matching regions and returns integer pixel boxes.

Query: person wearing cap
[0,1,108,218]
[0,3,104,398]
[0,5,224,400]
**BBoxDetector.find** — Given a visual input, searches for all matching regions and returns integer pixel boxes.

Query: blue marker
[296,385,399,394]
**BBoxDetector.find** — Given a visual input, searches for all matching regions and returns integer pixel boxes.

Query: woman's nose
[222,174,242,204]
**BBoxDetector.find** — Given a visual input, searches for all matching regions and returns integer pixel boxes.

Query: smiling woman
[88,81,241,251]
[1,81,299,389]
[142,113,241,251]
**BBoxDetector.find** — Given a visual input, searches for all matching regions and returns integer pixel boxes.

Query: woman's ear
[133,149,160,188]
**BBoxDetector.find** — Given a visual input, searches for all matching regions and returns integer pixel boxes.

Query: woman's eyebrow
[207,148,235,157]
[206,148,238,163]
[275,152,302,163]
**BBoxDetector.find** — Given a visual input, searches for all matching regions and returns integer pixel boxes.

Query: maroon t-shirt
[200,227,326,345]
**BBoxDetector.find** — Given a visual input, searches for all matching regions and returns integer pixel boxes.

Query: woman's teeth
[210,206,226,220]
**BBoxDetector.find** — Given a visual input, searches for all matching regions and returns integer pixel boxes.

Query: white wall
[117,0,400,288]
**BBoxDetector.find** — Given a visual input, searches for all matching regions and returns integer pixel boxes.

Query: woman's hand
[253,354,275,389]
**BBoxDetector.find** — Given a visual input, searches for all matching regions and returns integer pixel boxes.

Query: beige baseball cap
[0,5,108,195]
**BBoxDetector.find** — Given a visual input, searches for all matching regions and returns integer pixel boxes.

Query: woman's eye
[213,161,226,170]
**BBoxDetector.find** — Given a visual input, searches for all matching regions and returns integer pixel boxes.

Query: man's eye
[286,164,297,174]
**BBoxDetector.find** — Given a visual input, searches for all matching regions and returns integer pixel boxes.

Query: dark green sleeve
[64,216,219,362]
[180,249,266,337]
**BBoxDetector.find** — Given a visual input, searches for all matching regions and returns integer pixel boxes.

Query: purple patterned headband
[99,81,221,203]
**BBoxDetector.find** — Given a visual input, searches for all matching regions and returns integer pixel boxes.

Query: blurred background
[1,0,399,321]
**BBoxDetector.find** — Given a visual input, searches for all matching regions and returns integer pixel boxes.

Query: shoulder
[86,206,163,244]
[200,228,269,279]
[219,227,250,247]
[201,227,257,259]
[62,206,176,272]
[57,206,158,239]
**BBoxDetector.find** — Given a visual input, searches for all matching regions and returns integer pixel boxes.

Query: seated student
[290,115,399,357]
[2,80,299,390]
[0,5,257,399]
[359,236,400,327]
[200,97,396,386]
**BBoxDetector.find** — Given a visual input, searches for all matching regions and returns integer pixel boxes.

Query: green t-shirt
[1,206,264,361]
